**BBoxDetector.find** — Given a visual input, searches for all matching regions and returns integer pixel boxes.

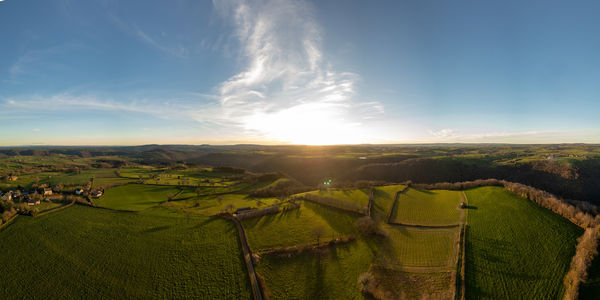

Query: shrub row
[563,226,600,300]
[236,206,280,220]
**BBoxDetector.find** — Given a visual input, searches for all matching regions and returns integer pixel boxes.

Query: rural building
[43,188,53,196]
[7,175,18,181]
[93,190,103,198]
[75,188,84,195]
[27,199,40,206]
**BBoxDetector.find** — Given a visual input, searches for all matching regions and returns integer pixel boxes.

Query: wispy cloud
[108,12,189,59]
[2,93,225,126]
[212,0,384,144]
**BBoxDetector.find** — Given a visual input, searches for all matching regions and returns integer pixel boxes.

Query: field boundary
[219,214,264,300]
[0,214,18,230]
[35,200,76,217]
[387,186,409,224]
[300,196,366,216]
[388,222,460,229]
[257,234,357,256]
[367,186,374,217]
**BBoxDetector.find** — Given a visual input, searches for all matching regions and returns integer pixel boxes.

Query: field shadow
[142,225,170,233]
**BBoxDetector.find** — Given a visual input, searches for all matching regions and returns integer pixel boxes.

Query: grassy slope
[465,186,583,300]
[167,194,279,216]
[95,184,181,211]
[391,188,462,226]
[243,201,358,251]
[306,189,370,207]
[256,238,377,299]
[382,225,459,268]
[372,184,406,218]
[0,205,252,299]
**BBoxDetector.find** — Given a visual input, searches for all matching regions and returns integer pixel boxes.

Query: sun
[242,102,366,145]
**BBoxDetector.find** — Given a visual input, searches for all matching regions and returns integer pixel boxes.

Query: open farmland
[464,186,583,299]
[305,188,370,207]
[167,193,279,216]
[95,184,181,211]
[372,184,406,217]
[243,201,358,251]
[390,188,463,226]
[255,238,378,299]
[382,225,459,268]
[0,205,252,299]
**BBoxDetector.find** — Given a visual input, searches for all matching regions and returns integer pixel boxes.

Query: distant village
[0,174,104,211]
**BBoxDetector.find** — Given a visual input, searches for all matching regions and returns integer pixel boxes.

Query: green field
[390,188,463,226]
[372,184,406,218]
[371,267,454,299]
[166,193,279,216]
[256,238,377,299]
[243,201,358,251]
[464,186,583,299]
[95,184,181,211]
[382,225,459,268]
[0,205,252,299]
[305,188,370,207]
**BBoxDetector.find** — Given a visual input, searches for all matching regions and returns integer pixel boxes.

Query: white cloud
[212,0,384,144]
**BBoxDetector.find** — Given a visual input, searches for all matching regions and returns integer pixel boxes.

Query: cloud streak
[212,0,383,144]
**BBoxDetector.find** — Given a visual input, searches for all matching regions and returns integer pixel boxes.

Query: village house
[27,198,40,206]
[75,188,84,195]
[43,188,53,196]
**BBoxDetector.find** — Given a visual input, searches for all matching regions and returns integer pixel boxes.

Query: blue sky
[1,0,599,145]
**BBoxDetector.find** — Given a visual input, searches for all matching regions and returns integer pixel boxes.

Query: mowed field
[0,206,252,299]
[464,186,583,299]
[382,225,459,268]
[243,201,358,251]
[390,188,463,226]
[95,184,181,211]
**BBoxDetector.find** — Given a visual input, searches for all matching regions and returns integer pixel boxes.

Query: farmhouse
[75,188,84,195]
[93,190,103,198]
[43,188,53,196]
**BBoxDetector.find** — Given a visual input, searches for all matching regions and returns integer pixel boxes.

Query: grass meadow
[305,188,370,207]
[256,238,378,299]
[243,201,359,251]
[0,205,252,299]
[390,188,463,226]
[381,225,459,268]
[464,186,582,299]
[372,184,406,218]
[95,184,181,211]
[166,193,280,216]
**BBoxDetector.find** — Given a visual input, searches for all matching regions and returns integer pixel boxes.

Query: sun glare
[242,102,366,145]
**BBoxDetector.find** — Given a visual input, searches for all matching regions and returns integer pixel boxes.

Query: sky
[1,0,599,145]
